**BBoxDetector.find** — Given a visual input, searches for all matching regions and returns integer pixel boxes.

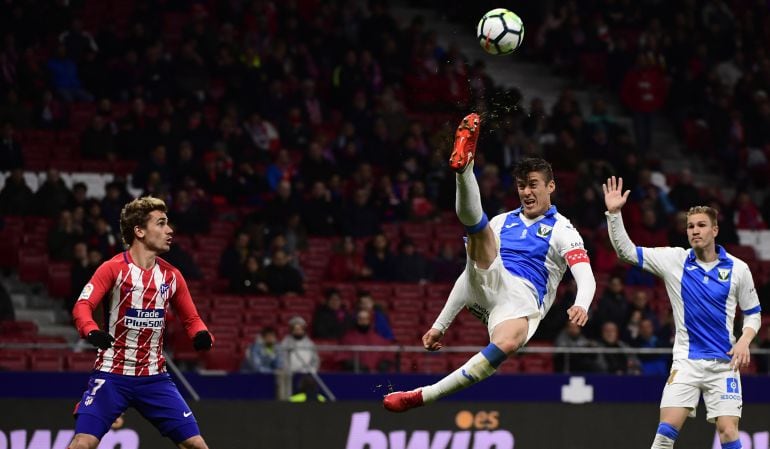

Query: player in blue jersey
[603,176,761,449]
[384,113,597,412]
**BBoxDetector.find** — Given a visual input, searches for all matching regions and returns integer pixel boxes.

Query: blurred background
[2,0,770,447]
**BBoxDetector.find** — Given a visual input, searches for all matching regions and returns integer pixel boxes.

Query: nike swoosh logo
[183,411,193,417]
[461,369,477,382]
[504,223,519,228]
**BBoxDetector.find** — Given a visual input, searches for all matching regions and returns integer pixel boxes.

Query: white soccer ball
[476,8,524,55]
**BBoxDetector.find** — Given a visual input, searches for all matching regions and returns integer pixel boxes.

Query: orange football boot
[449,113,481,173]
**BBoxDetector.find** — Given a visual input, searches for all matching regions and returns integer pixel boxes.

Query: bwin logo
[345,411,514,449]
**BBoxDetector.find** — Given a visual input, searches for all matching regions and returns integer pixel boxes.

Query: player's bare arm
[728,328,756,370]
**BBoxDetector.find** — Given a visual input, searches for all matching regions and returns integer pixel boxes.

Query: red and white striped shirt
[73,251,209,376]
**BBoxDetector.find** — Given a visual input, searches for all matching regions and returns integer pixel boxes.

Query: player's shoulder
[100,252,129,271]
[724,251,750,271]
[156,256,182,275]
[552,213,580,233]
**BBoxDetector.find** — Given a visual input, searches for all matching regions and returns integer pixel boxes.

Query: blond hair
[119,197,168,247]
[686,206,718,226]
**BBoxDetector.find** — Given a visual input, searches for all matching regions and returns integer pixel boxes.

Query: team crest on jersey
[718,268,731,281]
[159,283,170,299]
[536,224,553,238]
[78,283,94,300]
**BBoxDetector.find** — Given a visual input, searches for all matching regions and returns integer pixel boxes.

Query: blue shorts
[74,371,200,443]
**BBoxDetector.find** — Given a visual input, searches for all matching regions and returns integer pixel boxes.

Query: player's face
[516,171,555,218]
[686,213,718,250]
[137,210,173,253]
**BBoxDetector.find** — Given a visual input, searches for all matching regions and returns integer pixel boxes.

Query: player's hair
[686,206,718,226]
[119,196,168,247]
[513,158,554,183]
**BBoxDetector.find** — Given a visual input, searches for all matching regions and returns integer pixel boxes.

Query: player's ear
[134,225,145,240]
[547,180,555,194]
[713,224,719,238]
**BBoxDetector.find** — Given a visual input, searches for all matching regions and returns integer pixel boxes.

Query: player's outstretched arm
[602,176,639,265]
[422,328,444,351]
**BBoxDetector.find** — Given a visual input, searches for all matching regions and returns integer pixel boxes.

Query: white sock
[455,161,484,227]
[651,433,676,449]
[421,352,497,403]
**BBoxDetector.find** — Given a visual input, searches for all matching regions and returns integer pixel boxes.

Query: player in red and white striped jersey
[70,196,213,449]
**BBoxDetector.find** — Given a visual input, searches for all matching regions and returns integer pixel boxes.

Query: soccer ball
[476,8,524,55]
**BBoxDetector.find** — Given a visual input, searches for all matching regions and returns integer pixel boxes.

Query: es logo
[345,411,514,449]
[0,429,139,449]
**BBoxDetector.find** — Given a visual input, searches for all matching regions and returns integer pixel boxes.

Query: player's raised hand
[602,176,630,214]
[567,305,588,327]
[422,328,444,352]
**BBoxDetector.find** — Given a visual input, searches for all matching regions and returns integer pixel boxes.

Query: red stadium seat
[282,296,316,313]
[66,352,97,372]
[48,262,72,299]
[18,251,49,283]
[29,351,65,371]
[392,283,424,299]
[0,350,28,370]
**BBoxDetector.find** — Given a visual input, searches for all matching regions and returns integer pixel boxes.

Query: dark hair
[513,158,554,183]
[261,326,276,336]
[119,196,167,246]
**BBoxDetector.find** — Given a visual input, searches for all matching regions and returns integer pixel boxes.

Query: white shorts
[660,359,742,423]
[452,255,542,341]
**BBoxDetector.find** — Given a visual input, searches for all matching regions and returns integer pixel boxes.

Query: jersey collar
[512,205,557,218]
[686,245,727,263]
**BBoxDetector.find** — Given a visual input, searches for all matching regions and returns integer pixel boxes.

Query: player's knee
[716,419,740,441]
[178,435,208,449]
[68,434,99,449]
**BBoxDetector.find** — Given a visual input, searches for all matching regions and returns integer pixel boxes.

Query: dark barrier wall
[5,372,770,402]
[3,400,770,449]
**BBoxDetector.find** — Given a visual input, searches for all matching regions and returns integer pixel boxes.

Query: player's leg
[715,417,741,448]
[70,372,131,449]
[177,435,209,449]
[450,113,497,269]
[705,365,743,448]
[384,317,531,413]
[650,407,689,449]
[133,373,205,447]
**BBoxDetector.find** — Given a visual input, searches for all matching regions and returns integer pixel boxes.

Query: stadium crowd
[1,0,770,375]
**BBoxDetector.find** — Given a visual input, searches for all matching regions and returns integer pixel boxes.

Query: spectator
[430,241,464,282]
[326,236,368,282]
[342,188,381,238]
[667,211,691,248]
[620,53,668,153]
[303,181,341,236]
[219,232,254,280]
[262,249,304,296]
[554,321,599,373]
[162,243,202,280]
[35,90,67,129]
[289,374,327,402]
[339,309,395,372]
[86,217,119,257]
[352,291,394,342]
[46,44,93,102]
[363,233,395,281]
[230,255,268,295]
[0,121,23,170]
[631,318,670,376]
[0,168,33,215]
[242,327,282,373]
[80,114,116,160]
[69,243,101,313]
[280,316,319,374]
[733,191,765,230]
[58,18,98,62]
[48,210,82,261]
[590,275,629,338]
[312,288,349,340]
[393,238,430,283]
[33,168,73,217]
[596,322,640,375]
[667,168,702,210]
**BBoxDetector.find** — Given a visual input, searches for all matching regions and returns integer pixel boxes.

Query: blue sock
[465,213,488,235]
[656,422,679,441]
[722,440,742,449]
[480,343,506,368]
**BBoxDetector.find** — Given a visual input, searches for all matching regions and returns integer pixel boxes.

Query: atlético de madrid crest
[537,224,553,238]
